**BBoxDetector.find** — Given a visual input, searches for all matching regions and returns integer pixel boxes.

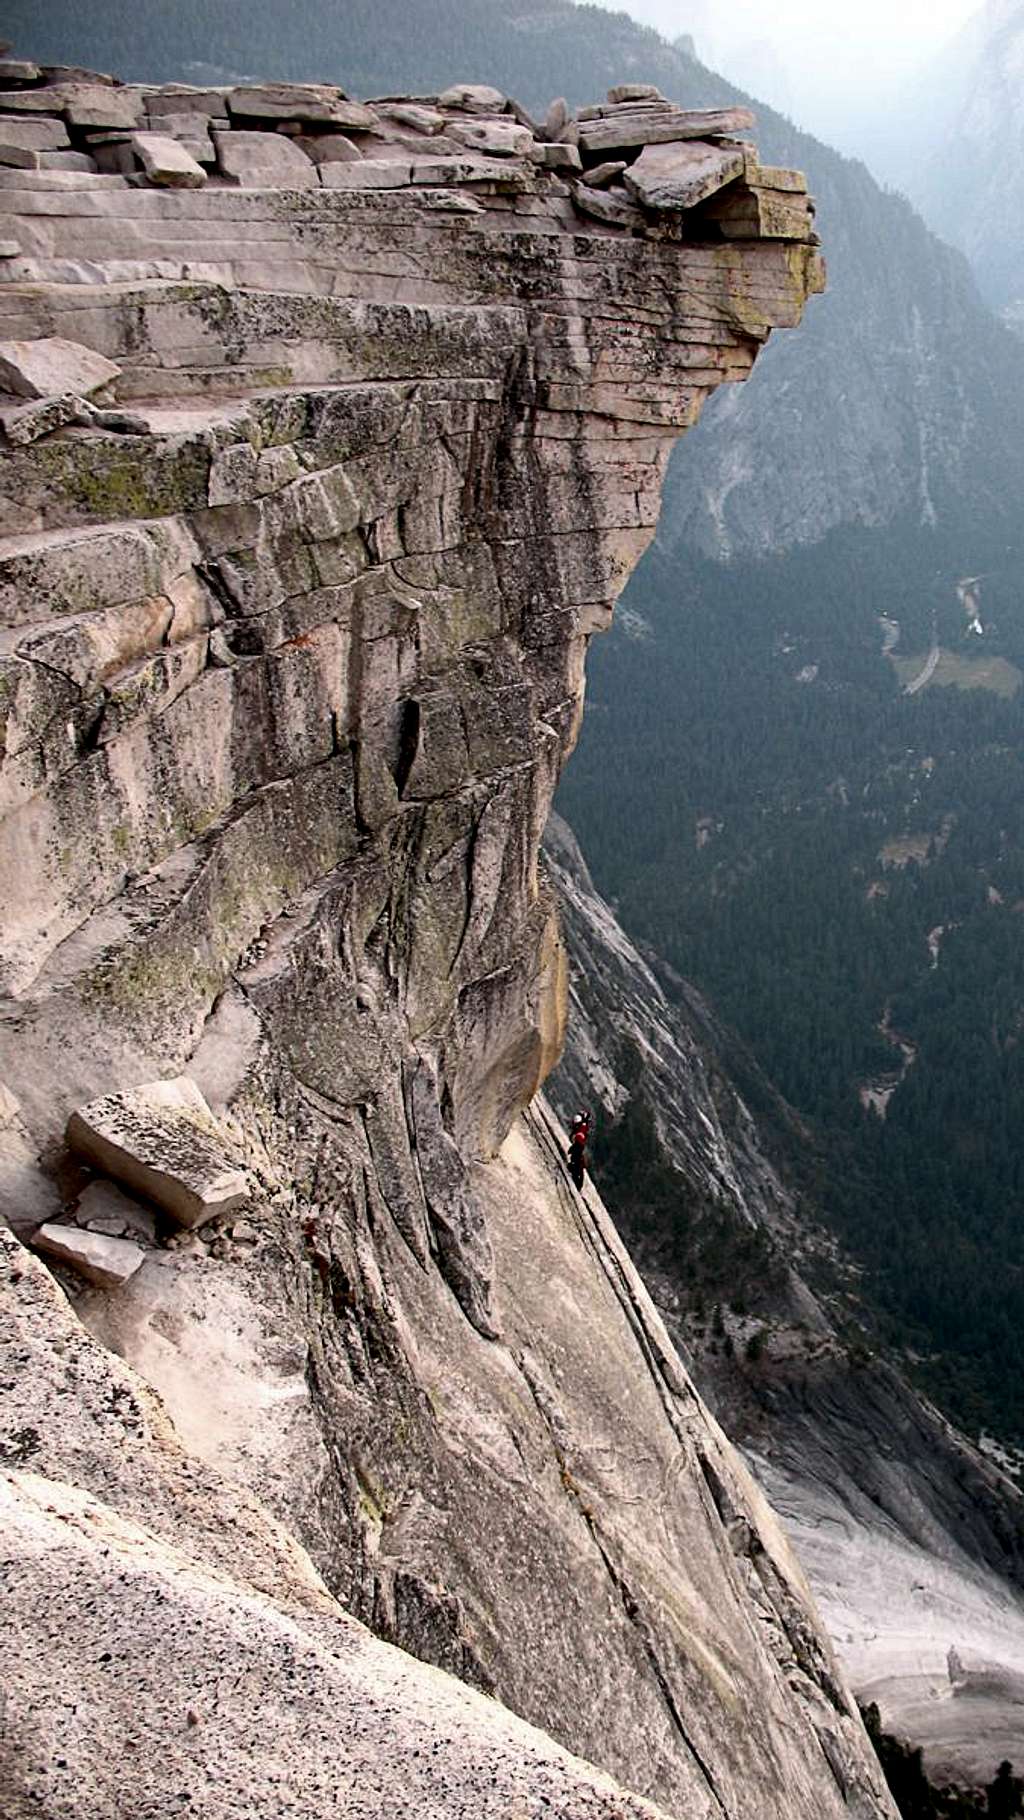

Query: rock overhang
[0,62,823,1324]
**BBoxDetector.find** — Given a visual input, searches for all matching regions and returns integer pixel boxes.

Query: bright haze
[616,0,980,147]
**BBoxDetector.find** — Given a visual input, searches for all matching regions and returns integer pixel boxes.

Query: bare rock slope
[545,809,1024,1786]
[0,63,896,1819]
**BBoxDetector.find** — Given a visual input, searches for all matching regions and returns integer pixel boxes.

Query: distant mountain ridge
[887,0,1024,330]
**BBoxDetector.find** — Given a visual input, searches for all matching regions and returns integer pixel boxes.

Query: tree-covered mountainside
[3,0,711,100]
[558,508,1024,1442]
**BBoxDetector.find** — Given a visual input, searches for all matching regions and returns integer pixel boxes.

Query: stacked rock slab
[0,63,895,1820]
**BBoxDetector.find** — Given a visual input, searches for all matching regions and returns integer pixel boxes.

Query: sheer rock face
[0,70,895,1820]
[545,811,1024,1786]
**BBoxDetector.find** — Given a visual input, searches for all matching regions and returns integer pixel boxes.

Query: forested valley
[559,509,1024,1444]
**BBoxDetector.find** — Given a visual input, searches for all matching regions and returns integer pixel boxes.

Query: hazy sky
[618,0,982,139]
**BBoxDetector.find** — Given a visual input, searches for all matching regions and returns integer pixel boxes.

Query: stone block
[624,140,745,212]
[38,151,97,172]
[529,142,581,172]
[0,61,41,84]
[750,162,808,194]
[701,181,816,241]
[0,84,146,129]
[583,159,627,188]
[571,183,645,230]
[227,85,377,130]
[607,83,664,103]
[0,87,71,113]
[75,1179,158,1244]
[33,1220,145,1289]
[145,89,230,121]
[214,130,319,190]
[449,119,533,158]
[376,104,444,135]
[65,1078,249,1231]
[40,65,120,86]
[578,105,755,156]
[318,158,413,190]
[0,144,41,170]
[130,132,207,188]
[0,114,70,151]
[438,83,507,115]
[0,393,81,445]
[146,113,217,159]
[89,141,136,175]
[296,133,361,166]
[0,335,121,400]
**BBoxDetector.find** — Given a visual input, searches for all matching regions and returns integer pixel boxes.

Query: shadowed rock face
[0,68,897,1820]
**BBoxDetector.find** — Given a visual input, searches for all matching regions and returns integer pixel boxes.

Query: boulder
[65,1078,249,1231]
[543,97,570,140]
[438,83,507,114]
[623,139,746,212]
[449,119,533,157]
[130,131,207,188]
[214,129,319,190]
[227,85,377,130]
[0,336,121,400]
[33,1221,145,1289]
[583,159,627,189]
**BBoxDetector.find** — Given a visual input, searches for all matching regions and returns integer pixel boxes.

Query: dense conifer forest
[559,513,1024,1442]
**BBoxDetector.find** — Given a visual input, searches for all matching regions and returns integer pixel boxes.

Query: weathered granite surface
[544,809,1024,1785]
[0,64,892,1820]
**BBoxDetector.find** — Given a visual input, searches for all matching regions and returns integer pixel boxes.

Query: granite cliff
[546,811,1024,1787]
[0,61,899,1820]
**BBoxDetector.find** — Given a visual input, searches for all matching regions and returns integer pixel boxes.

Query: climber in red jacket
[567,1110,591,1190]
